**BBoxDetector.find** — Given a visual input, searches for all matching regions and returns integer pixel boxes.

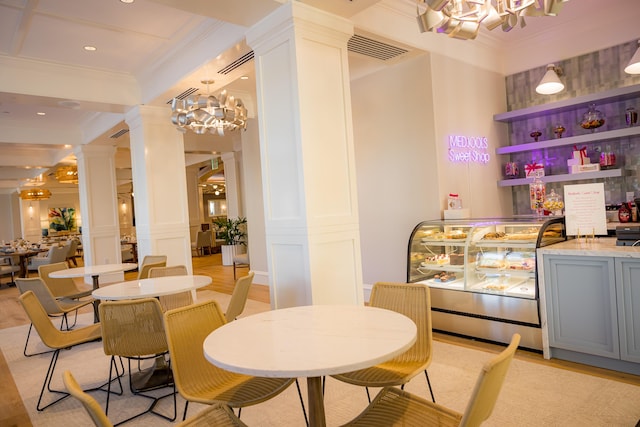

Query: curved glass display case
[407,217,566,350]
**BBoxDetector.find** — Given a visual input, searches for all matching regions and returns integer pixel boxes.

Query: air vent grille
[217,51,254,75]
[347,34,408,61]
[110,129,129,139]
[167,87,200,104]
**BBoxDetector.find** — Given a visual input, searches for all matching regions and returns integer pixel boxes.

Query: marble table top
[538,237,640,258]
[49,263,138,278]
[92,275,211,300]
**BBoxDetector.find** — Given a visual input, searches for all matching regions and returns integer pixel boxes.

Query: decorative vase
[221,245,237,266]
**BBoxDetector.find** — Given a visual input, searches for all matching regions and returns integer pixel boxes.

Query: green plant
[213,217,247,246]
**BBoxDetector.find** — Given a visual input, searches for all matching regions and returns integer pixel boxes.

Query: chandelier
[417,0,569,40]
[19,188,52,201]
[55,165,78,184]
[170,80,247,136]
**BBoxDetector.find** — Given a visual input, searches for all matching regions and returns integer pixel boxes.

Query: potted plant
[213,216,247,265]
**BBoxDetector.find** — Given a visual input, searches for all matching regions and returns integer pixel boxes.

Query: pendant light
[624,40,640,75]
[536,64,564,95]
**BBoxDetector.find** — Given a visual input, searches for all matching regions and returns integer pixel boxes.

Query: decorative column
[186,164,203,241]
[246,2,364,308]
[125,105,193,273]
[75,145,122,278]
[221,151,241,219]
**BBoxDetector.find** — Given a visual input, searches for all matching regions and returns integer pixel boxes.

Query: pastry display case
[407,217,565,350]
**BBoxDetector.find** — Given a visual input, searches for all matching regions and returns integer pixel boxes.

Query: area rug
[2,290,640,426]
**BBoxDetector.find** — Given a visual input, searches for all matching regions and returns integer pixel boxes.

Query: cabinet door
[616,258,640,363]
[544,255,619,358]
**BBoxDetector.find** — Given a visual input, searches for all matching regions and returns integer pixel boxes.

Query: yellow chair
[136,255,167,280]
[225,271,254,322]
[99,298,176,424]
[332,282,436,402]
[39,262,93,300]
[148,265,193,312]
[15,277,94,357]
[18,290,101,411]
[341,334,521,427]
[163,299,300,421]
[63,370,248,427]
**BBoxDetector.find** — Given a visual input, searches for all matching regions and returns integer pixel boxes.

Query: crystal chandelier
[170,80,247,136]
[19,188,52,201]
[417,0,569,40]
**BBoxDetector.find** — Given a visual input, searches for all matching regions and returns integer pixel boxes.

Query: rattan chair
[99,298,176,425]
[63,370,248,427]
[18,290,102,411]
[225,271,254,322]
[342,333,521,427]
[16,277,94,357]
[164,299,302,421]
[148,265,193,311]
[332,282,436,403]
[136,255,167,280]
[39,262,93,300]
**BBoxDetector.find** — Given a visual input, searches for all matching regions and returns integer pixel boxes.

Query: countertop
[538,237,640,258]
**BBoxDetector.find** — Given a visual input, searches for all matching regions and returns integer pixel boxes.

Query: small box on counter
[567,145,597,174]
[524,162,544,178]
[569,163,600,174]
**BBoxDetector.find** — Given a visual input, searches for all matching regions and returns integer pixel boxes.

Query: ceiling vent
[347,34,408,61]
[217,51,255,75]
[168,87,200,104]
[110,129,129,139]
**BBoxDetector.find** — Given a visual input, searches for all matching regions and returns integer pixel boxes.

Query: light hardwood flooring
[1,254,639,427]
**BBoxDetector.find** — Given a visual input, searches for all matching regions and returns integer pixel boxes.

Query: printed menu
[563,183,607,236]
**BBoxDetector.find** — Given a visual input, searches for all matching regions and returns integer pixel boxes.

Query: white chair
[27,246,68,273]
[191,230,212,257]
[64,238,80,267]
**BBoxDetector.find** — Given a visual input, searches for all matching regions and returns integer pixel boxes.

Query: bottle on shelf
[618,202,631,223]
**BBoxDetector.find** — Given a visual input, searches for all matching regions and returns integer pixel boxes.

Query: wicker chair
[63,370,248,427]
[148,265,193,312]
[15,277,94,357]
[39,262,93,299]
[18,290,102,411]
[163,299,300,421]
[332,282,436,403]
[225,271,254,322]
[99,298,176,425]
[342,334,521,427]
[136,255,167,280]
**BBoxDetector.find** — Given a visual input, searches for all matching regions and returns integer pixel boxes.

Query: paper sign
[563,183,607,236]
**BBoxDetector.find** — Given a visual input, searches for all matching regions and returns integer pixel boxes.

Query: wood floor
[1,254,639,427]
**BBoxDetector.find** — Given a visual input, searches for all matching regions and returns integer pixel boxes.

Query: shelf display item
[504,162,519,178]
[529,130,542,142]
[567,145,600,174]
[543,189,564,215]
[626,107,637,127]
[618,202,631,223]
[529,172,546,216]
[599,145,616,169]
[406,217,566,351]
[580,103,605,132]
[524,161,544,178]
[553,124,565,138]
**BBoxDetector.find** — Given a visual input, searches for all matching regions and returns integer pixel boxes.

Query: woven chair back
[149,265,193,311]
[18,290,65,349]
[38,262,81,298]
[63,370,114,427]
[225,272,254,322]
[16,277,64,315]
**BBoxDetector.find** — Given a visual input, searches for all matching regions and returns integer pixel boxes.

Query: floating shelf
[494,84,640,123]
[498,169,623,187]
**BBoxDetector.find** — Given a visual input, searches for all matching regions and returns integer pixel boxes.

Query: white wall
[0,194,19,242]
[352,54,441,288]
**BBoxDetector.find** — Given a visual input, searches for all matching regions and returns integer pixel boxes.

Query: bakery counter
[538,237,640,375]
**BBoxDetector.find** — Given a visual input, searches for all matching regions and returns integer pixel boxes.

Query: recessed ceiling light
[64,145,72,149]
[84,45,97,52]
[240,76,249,80]
[120,0,134,3]
[36,112,45,116]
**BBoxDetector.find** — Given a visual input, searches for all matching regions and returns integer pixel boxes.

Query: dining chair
[63,370,249,427]
[64,238,80,267]
[18,290,102,411]
[232,250,249,280]
[163,299,303,421]
[341,333,521,427]
[39,262,93,300]
[27,245,68,273]
[225,271,254,322]
[15,277,94,357]
[332,282,436,403]
[136,255,167,280]
[191,230,212,257]
[0,255,20,285]
[99,298,176,425]
[148,265,193,311]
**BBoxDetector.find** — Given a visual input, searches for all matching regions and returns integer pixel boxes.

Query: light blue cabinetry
[616,258,640,363]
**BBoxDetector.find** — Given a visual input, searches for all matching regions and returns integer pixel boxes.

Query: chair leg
[36,349,70,411]
[233,262,237,280]
[424,369,436,403]
[23,323,54,357]
[295,379,309,427]
[182,400,190,421]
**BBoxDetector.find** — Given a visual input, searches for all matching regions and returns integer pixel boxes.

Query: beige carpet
[3,290,640,426]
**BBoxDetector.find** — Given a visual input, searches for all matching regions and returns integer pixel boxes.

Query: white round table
[92,275,211,300]
[203,304,417,427]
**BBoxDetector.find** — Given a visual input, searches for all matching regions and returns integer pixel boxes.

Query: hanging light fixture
[170,80,247,136]
[624,40,640,75]
[55,165,78,184]
[416,0,569,40]
[536,64,565,95]
[19,188,52,201]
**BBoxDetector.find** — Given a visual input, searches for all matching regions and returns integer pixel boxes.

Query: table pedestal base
[131,357,173,393]
[307,376,326,427]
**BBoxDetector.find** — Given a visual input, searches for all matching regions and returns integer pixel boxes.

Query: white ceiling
[0,0,638,193]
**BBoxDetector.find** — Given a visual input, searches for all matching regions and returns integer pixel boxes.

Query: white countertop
[538,237,640,258]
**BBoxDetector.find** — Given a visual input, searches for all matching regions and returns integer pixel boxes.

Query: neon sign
[448,135,490,164]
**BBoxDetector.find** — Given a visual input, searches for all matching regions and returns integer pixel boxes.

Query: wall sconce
[536,64,564,95]
[624,40,640,75]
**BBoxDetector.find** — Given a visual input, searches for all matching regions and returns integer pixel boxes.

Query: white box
[444,208,470,219]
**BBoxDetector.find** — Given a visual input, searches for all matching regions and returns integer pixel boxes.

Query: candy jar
[580,103,605,132]
[553,124,565,138]
[529,171,546,217]
[626,107,638,127]
[543,189,564,216]
[530,130,542,142]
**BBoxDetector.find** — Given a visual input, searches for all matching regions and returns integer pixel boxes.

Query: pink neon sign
[447,135,490,164]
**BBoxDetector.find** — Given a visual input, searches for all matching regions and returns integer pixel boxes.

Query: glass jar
[626,107,638,127]
[543,189,564,216]
[529,172,546,217]
[580,103,605,132]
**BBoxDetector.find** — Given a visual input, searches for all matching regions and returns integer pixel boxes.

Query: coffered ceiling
[0,0,637,193]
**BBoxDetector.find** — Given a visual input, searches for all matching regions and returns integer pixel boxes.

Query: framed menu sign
[563,183,607,236]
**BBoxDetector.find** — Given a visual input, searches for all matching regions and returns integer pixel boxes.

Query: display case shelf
[498,168,623,187]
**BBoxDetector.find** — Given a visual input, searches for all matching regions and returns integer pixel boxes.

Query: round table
[203,304,417,427]
[92,275,211,300]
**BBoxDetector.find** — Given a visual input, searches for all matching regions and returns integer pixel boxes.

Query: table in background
[0,248,49,278]
[203,304,417,427]
[49,263,138,322]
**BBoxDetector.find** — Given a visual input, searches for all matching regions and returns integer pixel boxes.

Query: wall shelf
[494,84,640,123]
[498,169,622,187]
